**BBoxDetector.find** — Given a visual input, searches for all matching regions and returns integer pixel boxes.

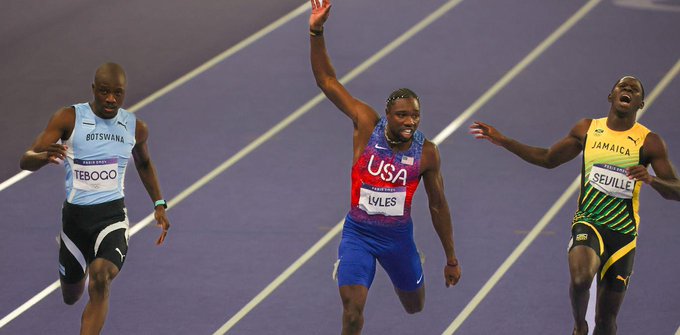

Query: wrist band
[309,28,324,37]
[447,260,459,267]
[154,199,167,209]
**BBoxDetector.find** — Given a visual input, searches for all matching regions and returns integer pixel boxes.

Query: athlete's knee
[397,287,425,314]
[570,276,593,292]
[88,261,118,296]
[342,305,364,333]
[60,280,85,305]
[402,296,424,314]
[62,292,82,305]
[404,302,424,314]
[570,271,595,292]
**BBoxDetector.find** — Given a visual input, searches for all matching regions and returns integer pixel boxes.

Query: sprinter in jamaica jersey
[470,76,680,335]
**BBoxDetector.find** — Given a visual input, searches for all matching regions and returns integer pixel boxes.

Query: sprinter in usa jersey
[470,76,680,335]
[310,2,461,334]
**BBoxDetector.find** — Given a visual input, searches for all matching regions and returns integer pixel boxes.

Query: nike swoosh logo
[416,273,424,285]
[374,144,388,150]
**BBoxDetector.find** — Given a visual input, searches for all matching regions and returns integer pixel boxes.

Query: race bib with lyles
[72,158,119,191]
[358,184,406,216]
[589,164,634,199]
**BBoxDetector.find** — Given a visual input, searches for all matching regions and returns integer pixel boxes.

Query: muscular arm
[470,119,590,169]
[309,0,379,161]
[421,141,460,287]
[19,107,74,171]
[629,133,680,201]
[132,118,170,244]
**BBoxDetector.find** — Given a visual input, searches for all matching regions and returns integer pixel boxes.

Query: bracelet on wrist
[154,199,167,209]
[309,28,324,37]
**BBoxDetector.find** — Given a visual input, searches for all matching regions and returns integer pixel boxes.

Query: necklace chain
[384,126,408,145]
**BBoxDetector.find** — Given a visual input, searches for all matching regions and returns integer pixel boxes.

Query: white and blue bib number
[358,184,406,216]
[589,164,634,199]
[72,158,119,191]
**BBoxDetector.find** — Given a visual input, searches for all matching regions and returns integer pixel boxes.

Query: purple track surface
[1,0,679,334]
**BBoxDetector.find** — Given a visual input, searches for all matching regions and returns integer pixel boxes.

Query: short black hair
[386,88,419,107]
[611,76,645,100]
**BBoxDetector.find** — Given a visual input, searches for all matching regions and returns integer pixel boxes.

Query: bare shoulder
[135,117,149,143]
[421,139,441,173]
[570,118,592,138]
[642,132,667,158]
[50,106,76,140]
[354,100,381,128]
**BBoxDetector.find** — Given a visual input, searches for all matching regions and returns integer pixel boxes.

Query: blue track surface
[1,0,679,334]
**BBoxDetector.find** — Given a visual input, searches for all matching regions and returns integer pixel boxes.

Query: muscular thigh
[59,199,129,283]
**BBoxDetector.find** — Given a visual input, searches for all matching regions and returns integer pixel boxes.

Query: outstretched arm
[627,133,680,201]
[20,107,74,171]
[421,141,460,287]
[309,0,377,126]
[132,118,171,245]
[469,119,590,169]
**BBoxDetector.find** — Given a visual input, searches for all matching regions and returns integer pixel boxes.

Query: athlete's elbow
[19,157,38,171]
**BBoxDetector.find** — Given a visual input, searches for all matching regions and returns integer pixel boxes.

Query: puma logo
[115,248,125,262]
[627,136,639,145]
[616,275,630,287]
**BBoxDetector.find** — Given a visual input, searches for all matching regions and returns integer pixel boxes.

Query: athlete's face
[608,76,644,114]
[386,97,420,142]
[91,73,126,119]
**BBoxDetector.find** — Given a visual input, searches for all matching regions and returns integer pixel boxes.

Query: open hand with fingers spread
[469,121,507,146]
[310,0,331,31]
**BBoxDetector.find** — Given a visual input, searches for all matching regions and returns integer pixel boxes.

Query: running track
[1,1,679,334]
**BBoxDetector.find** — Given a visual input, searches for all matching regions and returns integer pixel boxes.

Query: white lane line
[433,0,601,145]
[442,58,680,335]
[0,2,311,329]
[0,171,31,193]
[0,1,310,193]
[675,324,680,335]
[211,0,467,334]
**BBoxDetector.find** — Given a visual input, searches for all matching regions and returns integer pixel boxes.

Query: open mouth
[619,94,631,103]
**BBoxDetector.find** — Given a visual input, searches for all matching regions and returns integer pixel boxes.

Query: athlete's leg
[395,285,425,314]
[593,281,626,335]
[339,285,369,335]
[80,258,119,335]
[568,245,600,335]
[59,233,88,305]
[61,278,87,305]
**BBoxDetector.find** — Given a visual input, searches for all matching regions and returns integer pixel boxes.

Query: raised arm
[309,0,377,126]
[470,119,590,169]
[421,140,460,287]
[20,107,74,171]
[627,133,680,201]
[132,118,171,245]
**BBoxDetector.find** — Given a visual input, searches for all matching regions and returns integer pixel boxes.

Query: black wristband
[309,28,324,37]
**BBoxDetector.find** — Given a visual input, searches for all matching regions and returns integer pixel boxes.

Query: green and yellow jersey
[573,117,651,236]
